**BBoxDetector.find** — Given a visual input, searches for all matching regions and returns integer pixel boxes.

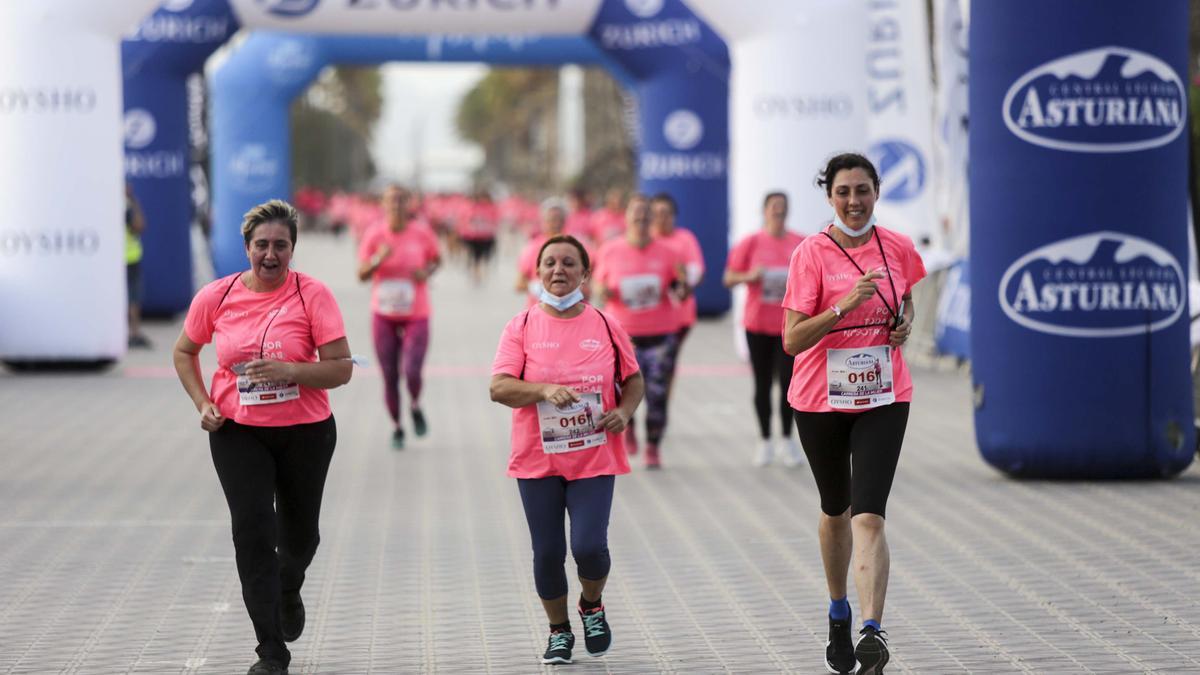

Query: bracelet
[830,304,843,319]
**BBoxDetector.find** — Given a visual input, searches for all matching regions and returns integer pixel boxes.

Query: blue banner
[934,258,970,360]
[970,0,1194,477]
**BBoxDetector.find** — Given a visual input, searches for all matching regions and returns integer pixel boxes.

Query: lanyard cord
[821,228,901,332]
[257,273,305,359]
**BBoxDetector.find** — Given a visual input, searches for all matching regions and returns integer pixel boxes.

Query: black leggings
[745,330,795,439]
[209,416,337,667]
[793,403,908,518]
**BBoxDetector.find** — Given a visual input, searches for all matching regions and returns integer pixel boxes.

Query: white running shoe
[753,439,774,467]
[781,438,805,467]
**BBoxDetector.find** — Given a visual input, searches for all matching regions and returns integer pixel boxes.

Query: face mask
[832,212,876,237]
[538,285,584,311]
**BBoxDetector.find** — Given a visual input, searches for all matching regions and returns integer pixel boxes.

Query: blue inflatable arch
[123,0,731,315]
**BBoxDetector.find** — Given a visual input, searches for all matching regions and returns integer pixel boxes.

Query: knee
[230,511,276,553]
[571,541,610,573]
[851,513,885,537]
[531,544,567,574]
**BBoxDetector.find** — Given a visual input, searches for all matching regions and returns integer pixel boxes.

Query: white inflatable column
[686,0,868,242]
[0,1,160,361]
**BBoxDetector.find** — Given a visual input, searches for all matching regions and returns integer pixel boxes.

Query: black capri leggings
[793,403,909,518]
[745,330,795,439]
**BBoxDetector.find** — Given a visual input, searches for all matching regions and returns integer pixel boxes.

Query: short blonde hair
[241,199,298,246]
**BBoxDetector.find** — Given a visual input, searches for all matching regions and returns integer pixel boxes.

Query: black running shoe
[247,658,287,675]
[855,626,889,675]
[541,630,574,665]
[826,611,856,674]
[412,408,428,437]
[579,605,612,656]
[392,428,405,450]
[280,591,304,642]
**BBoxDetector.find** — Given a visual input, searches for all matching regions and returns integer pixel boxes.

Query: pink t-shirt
[593,237,683,337]
[458,202,499,241]
[517,235,549,308]
[565,208,593,241]
[656,227,705,328]
[590,209,625,243]
[727,230,806,335]
[184,271,347,427]
[492,305,641,480]
[357,223,441,320]
[782,226,927,413]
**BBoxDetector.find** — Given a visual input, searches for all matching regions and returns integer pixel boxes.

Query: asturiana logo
[259,0,320,18]
[845,354,878,370]
[999,231,1184,338]
[123,109,156,149]
[230,144,279,192]
[1003,46,1185,153]
[663,109,702,150]
[868,139,926,202]
[624,0,663,18]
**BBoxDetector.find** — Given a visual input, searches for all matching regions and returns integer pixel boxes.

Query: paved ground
[1,232,1198,674]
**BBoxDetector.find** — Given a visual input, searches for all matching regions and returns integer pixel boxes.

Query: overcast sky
[370,63,487,192]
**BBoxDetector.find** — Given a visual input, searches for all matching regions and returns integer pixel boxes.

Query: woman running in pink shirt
[173,200,352,675]
[491,234,644,666]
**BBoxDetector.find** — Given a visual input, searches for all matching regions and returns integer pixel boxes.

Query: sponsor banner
[933,257,970,358]
[590,0,704,53]
[229,0,602,36]
[932,0,969,256]
[969,0,1193,477]
[864,0,938,248]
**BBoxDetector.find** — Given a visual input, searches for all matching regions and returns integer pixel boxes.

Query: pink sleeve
[906,241,927,293]
[491,313,528,378]
[183,281,219,345]
[685,230,705,270]
[356,228,378,263]
[726,236,752,273]
[605,313,641,380]
[303,278,347,347]
[782,242,821,316]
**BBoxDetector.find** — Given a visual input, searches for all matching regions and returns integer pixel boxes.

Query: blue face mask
[538,285,584,311]
[832,212,876,237]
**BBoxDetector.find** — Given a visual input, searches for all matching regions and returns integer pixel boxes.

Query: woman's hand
[597,408,631,433]
[888,314,912,347]
[541,384,581,407]
[838,270,885,313]
[243,359,296,385]
[199,401,225,432]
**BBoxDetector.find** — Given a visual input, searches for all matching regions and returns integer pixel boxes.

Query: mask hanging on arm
[537,285,584,311]
[832,213,876,238]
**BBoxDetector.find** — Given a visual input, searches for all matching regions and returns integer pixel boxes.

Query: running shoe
[753,439,774,467]
[392,428,405,450]
[854,626,889,675]
[825,611,856,674]
[412,408,428,437]
[128,334,153,349]
[247,658,287,675]
[542,629,575,665]
[781,438,806,468]
[579,605,612,657]
[280,590,304,642]
[644,444,661,469]
[624,425,639,456]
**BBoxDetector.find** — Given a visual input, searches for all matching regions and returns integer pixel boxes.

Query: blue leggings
[517,475,615,600]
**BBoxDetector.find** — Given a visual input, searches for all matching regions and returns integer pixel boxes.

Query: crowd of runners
[172,152,922,675]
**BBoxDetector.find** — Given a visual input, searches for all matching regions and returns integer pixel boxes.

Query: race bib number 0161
[826,345,895,410]
[232,361,300,406]
[536,393,606,454]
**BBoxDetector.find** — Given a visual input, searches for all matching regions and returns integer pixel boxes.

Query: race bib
[378,279,416,315]
[760,267,789,304]
[232,361,300,406]
[619,274,662,311]
[537,393,606,454]
[826,345,895,410]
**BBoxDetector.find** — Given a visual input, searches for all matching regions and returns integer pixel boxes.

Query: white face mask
[832,212,876,237]
[537,284,584,311]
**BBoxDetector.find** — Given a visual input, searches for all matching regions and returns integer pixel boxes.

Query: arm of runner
[596,371,644,432]
[723,266,764,288]
[888,293,916,347]
[490,374,581,409]
[243,337,352,389]
[412,257,440,282]
[783,270,885,355]
[172,330,225,431]
[515,268,532,293]
[356,243,392,282]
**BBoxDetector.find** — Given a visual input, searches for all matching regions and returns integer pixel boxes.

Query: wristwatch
[830,304,843,319]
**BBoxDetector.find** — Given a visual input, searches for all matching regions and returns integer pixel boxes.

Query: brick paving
[1,232,1197,674]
